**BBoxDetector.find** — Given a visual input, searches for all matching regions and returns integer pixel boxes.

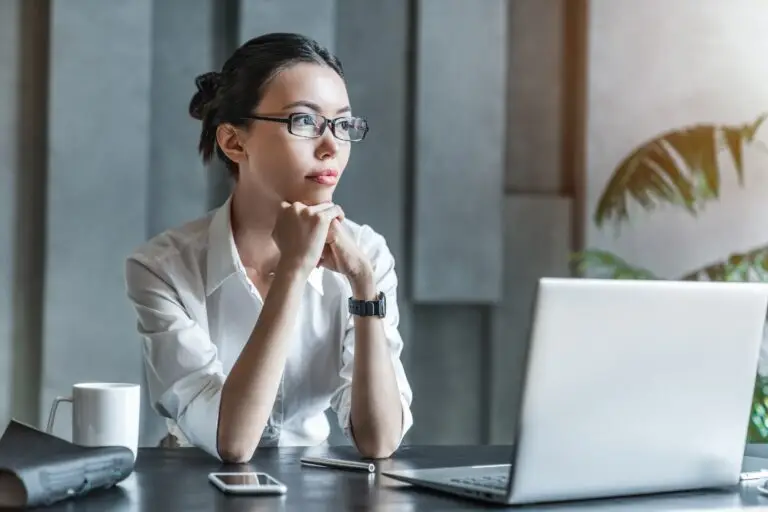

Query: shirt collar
[307,264,325,295]
[205,196,325,297]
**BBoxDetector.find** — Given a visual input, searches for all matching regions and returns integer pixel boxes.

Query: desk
[37,445,768,511]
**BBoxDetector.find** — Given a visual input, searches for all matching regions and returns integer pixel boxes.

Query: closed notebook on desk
[0,419,134,508]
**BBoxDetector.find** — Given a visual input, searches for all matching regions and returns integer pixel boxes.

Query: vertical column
[139,0,218,446]
[41,0,152,440]
[489,197,572,444]
[238,0,336,49]
[148,0,216,237]
[0,0,21,430]
[333,0,409,279]
[12,0,49,429]
[408,306,487,444]
[487,0,576,445]
[332,0,411,444]
[412,0,506,303]
[0,0,47,430]
[506,0,565,192]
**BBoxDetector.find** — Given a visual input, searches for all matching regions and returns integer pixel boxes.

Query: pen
[300,456,376,473]
[741,469,768,481]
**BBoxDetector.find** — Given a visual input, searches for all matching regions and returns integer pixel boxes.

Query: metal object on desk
[300,456,376,473]
[741,469,768,481]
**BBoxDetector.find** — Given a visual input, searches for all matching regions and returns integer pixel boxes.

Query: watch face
[379,292,386,317]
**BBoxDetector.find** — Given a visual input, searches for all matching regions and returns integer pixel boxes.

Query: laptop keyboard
[450,474,508,490]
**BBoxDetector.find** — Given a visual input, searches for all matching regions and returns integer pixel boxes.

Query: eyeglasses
[243,113,369,142]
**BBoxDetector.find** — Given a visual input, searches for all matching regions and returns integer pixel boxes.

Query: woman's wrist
[275,259,312,284]
[350,267,376,299]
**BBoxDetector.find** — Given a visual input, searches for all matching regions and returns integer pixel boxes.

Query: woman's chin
[292,188,335,205]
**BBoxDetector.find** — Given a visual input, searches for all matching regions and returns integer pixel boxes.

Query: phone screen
[215,473,277,486]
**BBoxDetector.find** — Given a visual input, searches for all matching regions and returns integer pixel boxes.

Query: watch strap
[348,291,386,317]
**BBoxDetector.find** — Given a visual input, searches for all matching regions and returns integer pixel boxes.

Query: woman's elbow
[355,435,400,460]
[358,445,396,460]
[216,404,260,463]
[216,430,256,463]
[217,442,255,464]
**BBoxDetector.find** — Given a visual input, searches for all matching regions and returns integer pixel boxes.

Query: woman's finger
[306,202,336,214]
[318,205,345,224]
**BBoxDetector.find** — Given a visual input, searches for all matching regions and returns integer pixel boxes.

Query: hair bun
[189,71,221,120]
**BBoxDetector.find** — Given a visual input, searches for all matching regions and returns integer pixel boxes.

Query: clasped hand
[273,201,372,281]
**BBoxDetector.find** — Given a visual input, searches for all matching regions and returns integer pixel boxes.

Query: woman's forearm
[217,263,306,462]
[349,274,404,458]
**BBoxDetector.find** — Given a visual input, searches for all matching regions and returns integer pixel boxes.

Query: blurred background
[2,0,768,448]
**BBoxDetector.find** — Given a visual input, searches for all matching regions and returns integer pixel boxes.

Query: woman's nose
[315,128,339,159]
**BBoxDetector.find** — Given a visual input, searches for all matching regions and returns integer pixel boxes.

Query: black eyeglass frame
[242,113,370,142]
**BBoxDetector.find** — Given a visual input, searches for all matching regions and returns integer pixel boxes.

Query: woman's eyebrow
[282,100,351,114]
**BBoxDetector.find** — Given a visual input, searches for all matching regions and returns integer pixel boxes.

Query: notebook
[0,419,134,508]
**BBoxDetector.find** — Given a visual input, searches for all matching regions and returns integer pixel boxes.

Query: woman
[125,33,413,463]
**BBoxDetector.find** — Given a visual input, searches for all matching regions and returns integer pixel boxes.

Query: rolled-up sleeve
[125,257,224,460]
[330,227,414,450]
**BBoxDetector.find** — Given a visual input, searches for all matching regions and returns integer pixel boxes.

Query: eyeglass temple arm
[243,115,290,124]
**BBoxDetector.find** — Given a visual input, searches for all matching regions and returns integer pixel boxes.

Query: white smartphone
[208,471,288,495]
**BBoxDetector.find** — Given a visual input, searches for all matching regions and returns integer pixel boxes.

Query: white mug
[46,382,141,460]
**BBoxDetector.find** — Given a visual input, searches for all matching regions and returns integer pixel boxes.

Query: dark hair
[189,33,345,176]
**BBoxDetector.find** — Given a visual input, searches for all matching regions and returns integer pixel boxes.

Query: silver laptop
[383,277,768,505]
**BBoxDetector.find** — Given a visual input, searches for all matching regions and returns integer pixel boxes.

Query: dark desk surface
[35,445,768,511]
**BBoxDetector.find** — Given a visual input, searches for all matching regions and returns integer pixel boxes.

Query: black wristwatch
[348,291,386,318]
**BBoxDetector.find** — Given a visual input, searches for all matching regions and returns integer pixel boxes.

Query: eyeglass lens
[289,113,367,141]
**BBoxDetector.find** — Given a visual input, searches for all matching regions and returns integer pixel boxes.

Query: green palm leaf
[722,113,767,183]
[680,243,768,282]
[571,249,658,279]
[594,114,767,230]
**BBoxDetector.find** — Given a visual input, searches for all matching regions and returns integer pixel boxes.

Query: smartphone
[208,472,287,495]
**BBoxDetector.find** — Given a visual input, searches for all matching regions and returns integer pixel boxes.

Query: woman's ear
[216,123,247,165]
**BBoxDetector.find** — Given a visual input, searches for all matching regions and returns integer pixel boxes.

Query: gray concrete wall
[0,0,21,431]
[0,0,577,447]
[40,0,153,441]
[148,0,214,238]
[0,0,49,430]
[506,0,565,193]
[412,0,506,304]
[239,0,336,50]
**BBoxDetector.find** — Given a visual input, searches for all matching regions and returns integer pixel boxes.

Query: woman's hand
[320,219,373,284]
[273,201,345,277]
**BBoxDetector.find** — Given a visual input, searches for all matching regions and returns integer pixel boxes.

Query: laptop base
[383,464,510,504]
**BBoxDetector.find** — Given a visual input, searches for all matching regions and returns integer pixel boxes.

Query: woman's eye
[295,114,315,125]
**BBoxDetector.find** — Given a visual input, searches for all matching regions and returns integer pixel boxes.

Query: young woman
[124,33,413,463]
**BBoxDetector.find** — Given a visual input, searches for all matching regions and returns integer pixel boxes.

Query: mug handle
[46,396,72,434]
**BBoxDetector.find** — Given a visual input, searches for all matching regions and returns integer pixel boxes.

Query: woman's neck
[229,186,281,272]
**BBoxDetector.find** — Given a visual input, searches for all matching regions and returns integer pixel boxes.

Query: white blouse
[124,196,413,460]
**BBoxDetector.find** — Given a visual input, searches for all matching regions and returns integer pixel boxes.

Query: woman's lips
[307,175,338,185]
[306,170,339,186]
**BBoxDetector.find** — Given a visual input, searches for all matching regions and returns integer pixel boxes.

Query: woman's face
[238,62,353,206]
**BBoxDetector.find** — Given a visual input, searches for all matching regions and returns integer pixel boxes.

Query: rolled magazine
[0,419,134,508]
